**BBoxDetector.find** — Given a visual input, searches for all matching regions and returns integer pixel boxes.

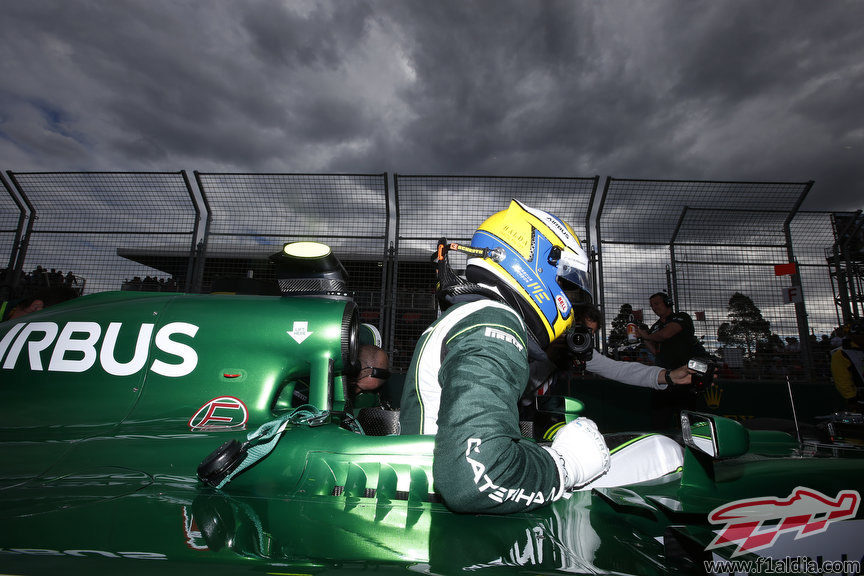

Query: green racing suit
[399,299,562,513]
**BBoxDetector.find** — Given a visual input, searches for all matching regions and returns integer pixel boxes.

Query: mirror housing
[535,395,584,417]
[681,411,749,459]
[532,396,585,441]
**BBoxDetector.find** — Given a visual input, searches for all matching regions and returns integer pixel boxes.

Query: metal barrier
[0,170,858,386]
[0,173,26,295]
[5,171,199,299]
[827,211,864,324]
[193,172,390,328]
[594,178,824,380]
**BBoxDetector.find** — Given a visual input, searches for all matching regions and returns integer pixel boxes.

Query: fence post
[785,181,814,380]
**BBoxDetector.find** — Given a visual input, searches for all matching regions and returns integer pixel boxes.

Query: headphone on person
[650,291,673,308]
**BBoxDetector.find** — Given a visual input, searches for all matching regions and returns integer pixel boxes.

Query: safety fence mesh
[194,172,389,327]
[0,175,24,276]
[5,171,198,299]
[595,179,822,379]
[0,171,857,384]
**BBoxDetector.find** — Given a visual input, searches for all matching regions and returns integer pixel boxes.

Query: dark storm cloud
[240,1,372,69]
[0,0,861,209]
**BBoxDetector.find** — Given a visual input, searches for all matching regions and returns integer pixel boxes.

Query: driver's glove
[544,417,610,493]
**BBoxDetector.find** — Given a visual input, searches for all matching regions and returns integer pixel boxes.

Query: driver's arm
[433,308,562,514]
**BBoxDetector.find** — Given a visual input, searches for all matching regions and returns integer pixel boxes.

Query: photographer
[540,303,697,393]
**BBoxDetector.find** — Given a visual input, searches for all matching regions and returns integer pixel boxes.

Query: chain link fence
[1,170,858,387]
[594,179,833,381]
[193,173,390,329]
[5,171,199,302]
[0,174,25,280]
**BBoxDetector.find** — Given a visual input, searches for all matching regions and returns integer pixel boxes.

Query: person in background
[636,292,704,368]
[831,320,864,412]
[541,303,697,394]
[353,344,390,396]
[353,323,390,400]
[294,323,389,408]
[3,286,79,321]
[635,292,706,428]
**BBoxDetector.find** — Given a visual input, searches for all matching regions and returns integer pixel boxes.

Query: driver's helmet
[466,199,592,348]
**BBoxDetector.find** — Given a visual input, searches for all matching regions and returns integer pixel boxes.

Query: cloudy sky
[1,0,862,211]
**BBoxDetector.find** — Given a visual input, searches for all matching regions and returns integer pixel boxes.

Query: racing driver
[399,200,610,513]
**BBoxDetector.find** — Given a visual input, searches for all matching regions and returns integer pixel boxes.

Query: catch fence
[192,172,389,329]
[0,170,857,382]
[4,172,199,300]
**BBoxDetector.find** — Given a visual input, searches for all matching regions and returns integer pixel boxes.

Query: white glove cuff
[543,445,567,501]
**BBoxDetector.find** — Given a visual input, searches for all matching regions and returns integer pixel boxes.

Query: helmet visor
[556,251,591,303]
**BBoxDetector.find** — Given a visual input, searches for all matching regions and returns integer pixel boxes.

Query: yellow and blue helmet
[466,199,591,348]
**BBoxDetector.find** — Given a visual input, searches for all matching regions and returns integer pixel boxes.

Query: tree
[608,303,634,350]
[726,292,772,357]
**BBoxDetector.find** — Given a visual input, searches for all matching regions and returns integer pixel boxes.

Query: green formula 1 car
[1,287,864,575]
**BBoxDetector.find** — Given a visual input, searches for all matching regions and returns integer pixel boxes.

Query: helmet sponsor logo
[500,224,532,255]
[484,327,524,352]
[0,321,199,377]
[510,264,534,286]
[189,396,248,430]
[542,214,574,244]
[556,294,569,315]
[527,282,550,304]
[706,487,860,557]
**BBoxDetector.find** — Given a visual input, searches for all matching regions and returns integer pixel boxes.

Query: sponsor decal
[0,321,198,377]
[450,243,486,256]
[706,487,860,557]
[484,327,524,352]
[511,263,534,285]
[703,383,723,409]
[555,294,569,315]
[288,321,313,344]
[189,396,248,430]
[465,438,551,507]
[501,224,531,254]
[527,282,549,304]
[541,214,574,244]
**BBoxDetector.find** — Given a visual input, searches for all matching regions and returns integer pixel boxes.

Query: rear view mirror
[535,395,584,416]
[681,411,749,459]
[532,396,585,442]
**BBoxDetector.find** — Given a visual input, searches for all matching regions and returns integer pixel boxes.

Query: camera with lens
[565,324,594,361]
[687,357,716,392]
